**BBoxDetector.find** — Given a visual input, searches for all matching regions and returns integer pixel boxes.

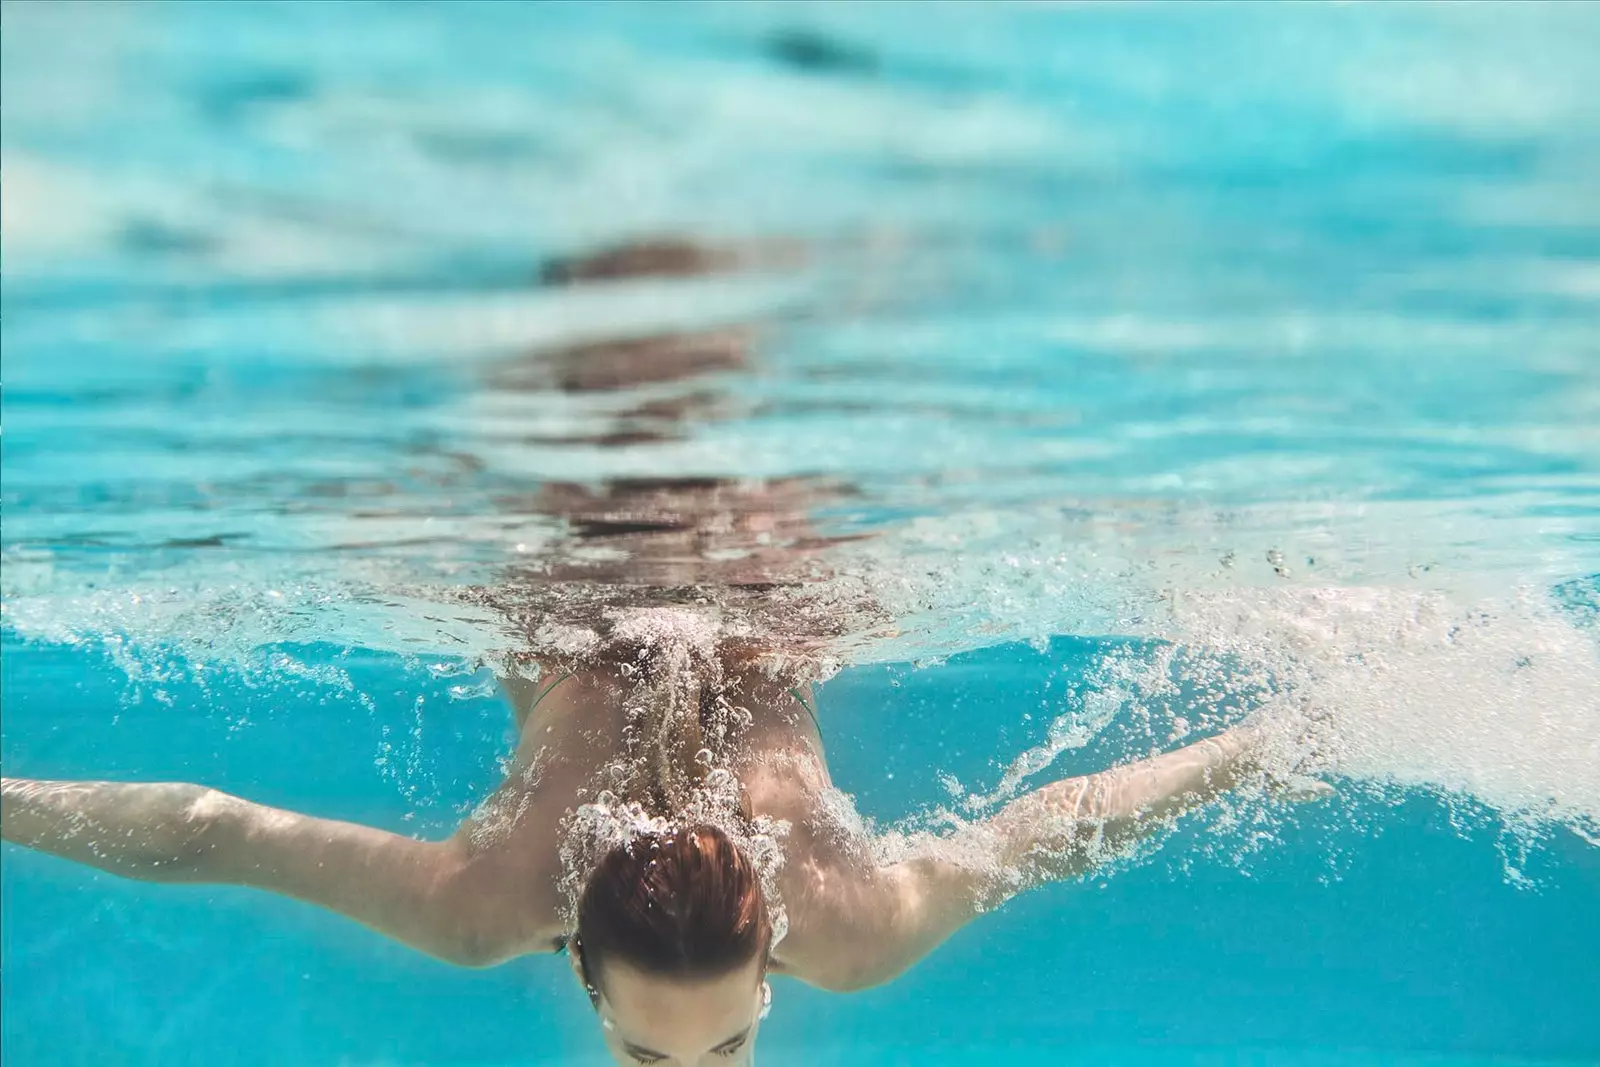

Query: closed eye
[713,1032,750,1057]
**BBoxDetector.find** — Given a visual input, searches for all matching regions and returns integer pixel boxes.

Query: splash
[517,611,796,945]
[832,499,1599,856]
[554,767,793,950]
[1161,584,1600,839]
[965,685,1132,814]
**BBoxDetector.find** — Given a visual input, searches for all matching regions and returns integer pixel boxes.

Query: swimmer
[1,635,1309,1067]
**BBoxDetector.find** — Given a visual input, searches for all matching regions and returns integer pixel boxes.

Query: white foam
[1164,584,1600,834]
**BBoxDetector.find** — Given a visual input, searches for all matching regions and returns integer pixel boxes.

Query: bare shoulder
[447,668,624,959]
[420,801,583,964]
[755,763,915,991]
[772,833,914,991]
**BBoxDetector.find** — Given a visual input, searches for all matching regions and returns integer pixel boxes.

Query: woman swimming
[2,240,1317,1065]
[1,625,1286,1067]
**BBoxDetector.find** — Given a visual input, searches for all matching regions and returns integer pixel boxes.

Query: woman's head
[573,823,772,1065]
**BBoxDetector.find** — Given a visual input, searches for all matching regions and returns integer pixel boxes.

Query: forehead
[601,959,761,1049]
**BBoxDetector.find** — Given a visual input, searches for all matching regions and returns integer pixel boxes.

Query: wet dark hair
[574,823,770,1000]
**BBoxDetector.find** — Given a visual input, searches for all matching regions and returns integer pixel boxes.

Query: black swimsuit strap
[526,670,576,715]
[789,686,820,735]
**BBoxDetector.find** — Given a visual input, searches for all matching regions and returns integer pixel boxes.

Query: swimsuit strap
[789,686,820,734]
[526,670,576,716]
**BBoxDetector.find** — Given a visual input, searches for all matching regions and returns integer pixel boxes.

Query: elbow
[431,930,517,969]
[142,787,239,880]
[810,959,906,994]
[433,946,496,969]
[806,919,938,992]
[806,904,926,992]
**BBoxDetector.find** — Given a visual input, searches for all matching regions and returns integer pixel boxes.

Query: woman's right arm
[1,777,518,967]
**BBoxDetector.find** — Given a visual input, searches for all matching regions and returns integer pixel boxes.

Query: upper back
[468,656,878,973]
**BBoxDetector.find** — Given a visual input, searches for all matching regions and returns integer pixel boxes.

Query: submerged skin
[1,653,1282,1064]
[0,239,1314,1064]
[588,956,769,1065]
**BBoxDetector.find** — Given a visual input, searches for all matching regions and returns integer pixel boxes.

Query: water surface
[3,2,1598,1064]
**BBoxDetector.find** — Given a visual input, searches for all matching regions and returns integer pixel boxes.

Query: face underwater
[579,955,772,1066]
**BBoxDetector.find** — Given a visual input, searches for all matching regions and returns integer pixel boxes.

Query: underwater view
[3,2,1598,1065]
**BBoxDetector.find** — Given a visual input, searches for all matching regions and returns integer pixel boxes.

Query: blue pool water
[3,2,1599,1065]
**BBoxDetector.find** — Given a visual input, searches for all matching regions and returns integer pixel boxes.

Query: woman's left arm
[796,727,1287,992]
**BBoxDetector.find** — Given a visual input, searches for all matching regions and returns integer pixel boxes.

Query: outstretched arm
[980,726,1265,885]
[1,777,516,966]
[798,727,1278,991]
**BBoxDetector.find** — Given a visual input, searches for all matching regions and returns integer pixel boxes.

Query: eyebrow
[621,1041,666,1060]
[712,1028,753,1052]
[622,1027,751,1060]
